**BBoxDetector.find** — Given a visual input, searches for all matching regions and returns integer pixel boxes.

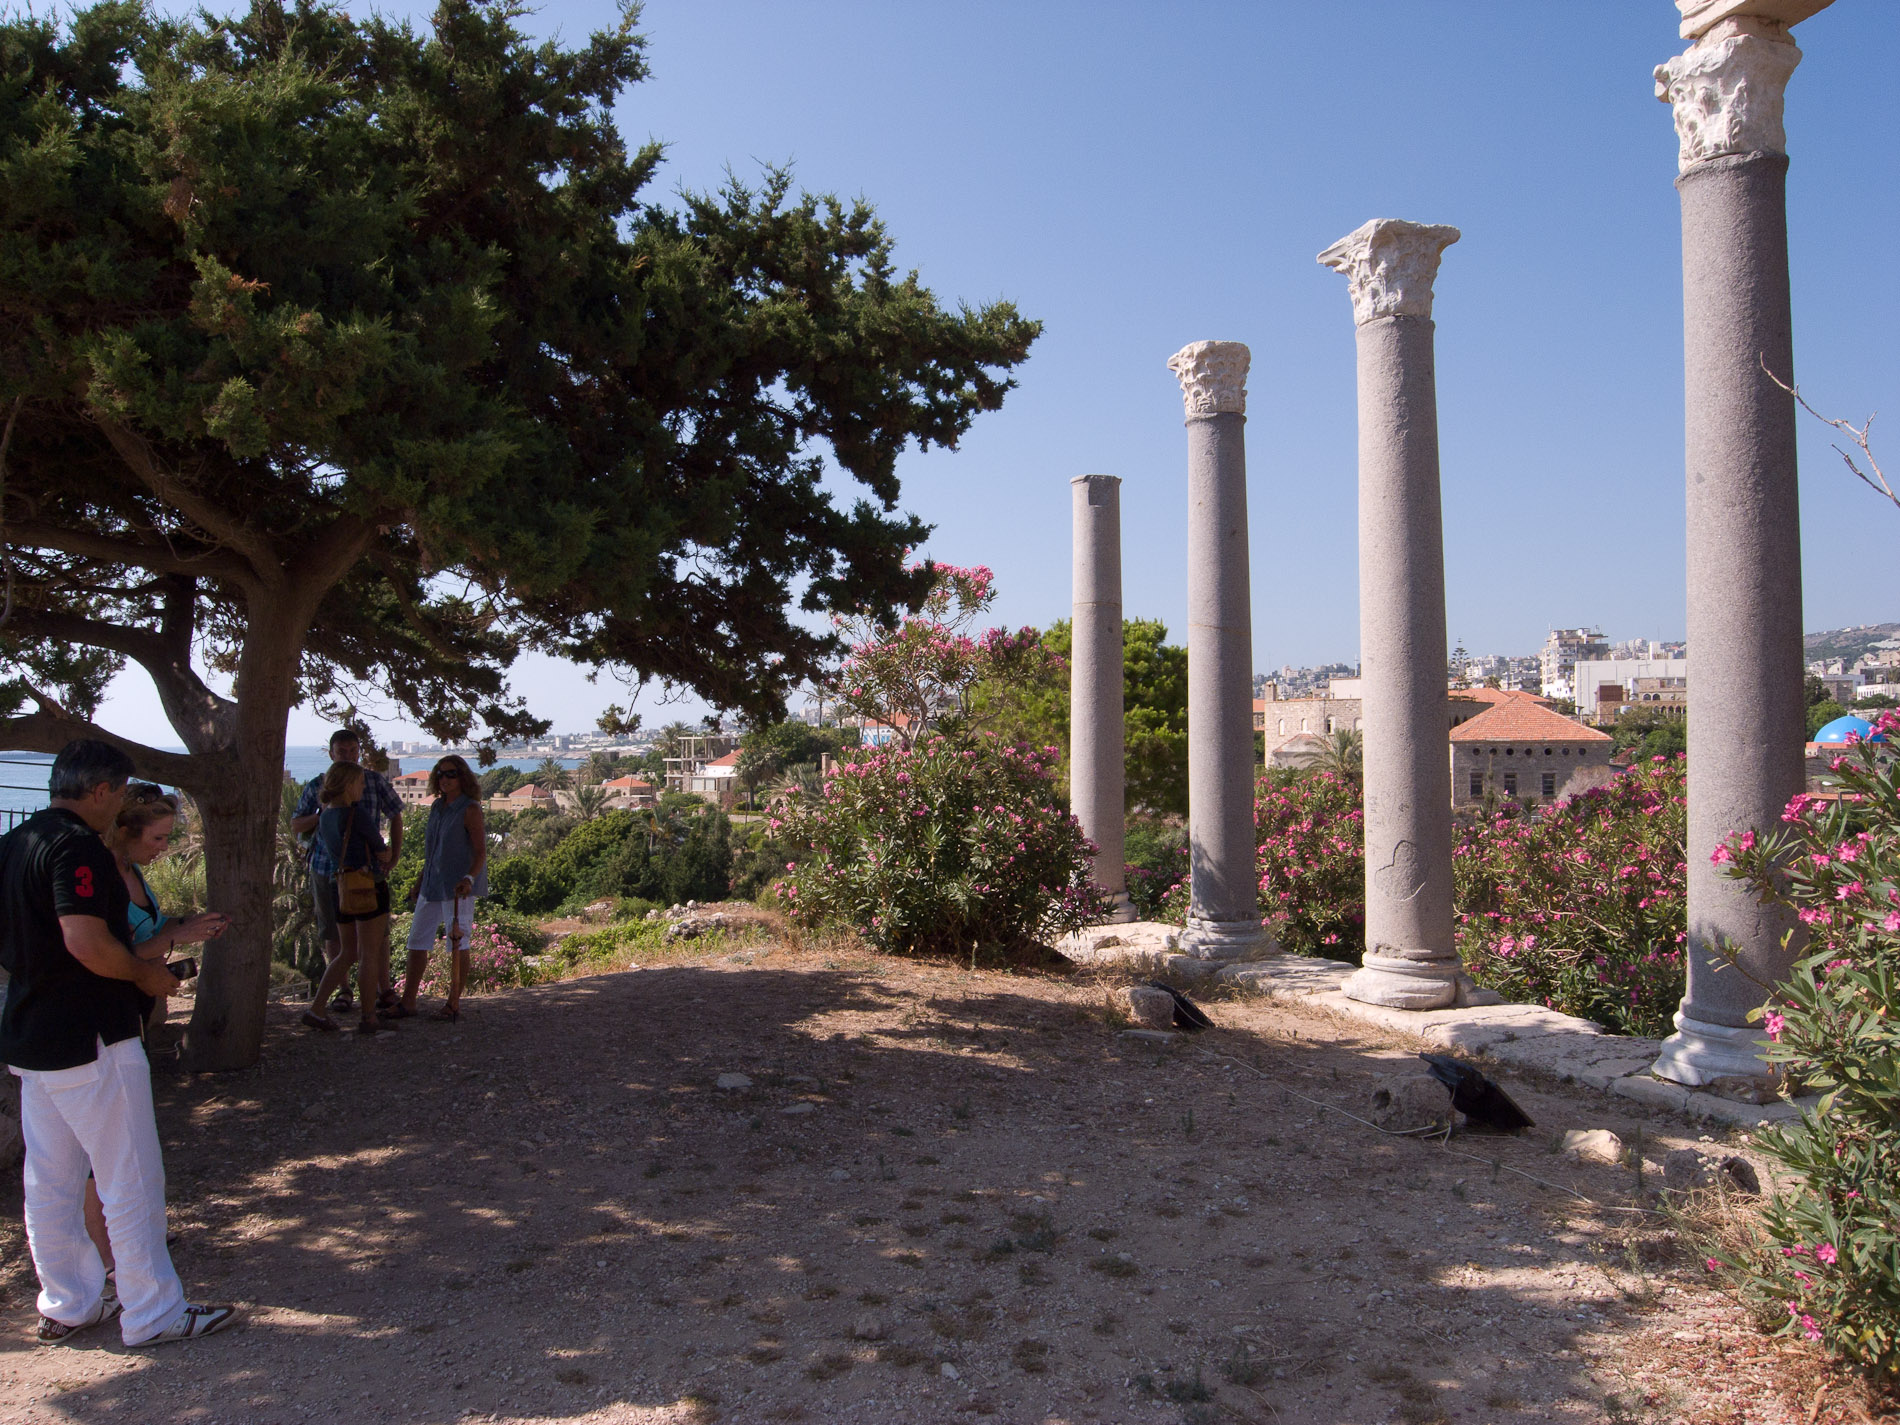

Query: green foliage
[773,733,1104,957]
[1808,700,1851,739]
[1713,719,1900,1376]
[473,901,550,955]
[1454,756,1687,1037]
[1855,694,1898,711]
[480,766,533,799]
[969,616,1188,816]
[1122,818,1187,921]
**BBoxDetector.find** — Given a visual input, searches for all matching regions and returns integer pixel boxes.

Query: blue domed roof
[1813,715,1886,744]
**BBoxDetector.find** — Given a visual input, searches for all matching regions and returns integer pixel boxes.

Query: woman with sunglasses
[395,755,487,1022]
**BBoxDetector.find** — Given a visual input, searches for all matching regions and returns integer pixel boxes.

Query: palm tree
[573,784,610,820]
[534,756,570,791]
[1292,727,1363,778]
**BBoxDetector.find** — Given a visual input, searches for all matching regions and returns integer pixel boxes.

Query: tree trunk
[179,623,299,1072]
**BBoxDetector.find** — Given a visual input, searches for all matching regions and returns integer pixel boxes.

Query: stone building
[1254,680,1362,764]
[1448,696,1615,808]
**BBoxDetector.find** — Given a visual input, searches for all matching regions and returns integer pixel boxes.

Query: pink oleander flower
[1763,1011,1786,1041]
[1710,844,1734,866]
[1815,1244,1838,1266]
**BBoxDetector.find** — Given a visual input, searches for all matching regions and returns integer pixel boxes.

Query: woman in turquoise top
[396,755,487,1022]
[85,785,228,1285]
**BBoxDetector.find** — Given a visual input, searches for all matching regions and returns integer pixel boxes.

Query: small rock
[827,1168,851,1182]
[1561,1128,1625,1165]
[940,1364,959,1380]
[301,1104,328,1122]
[716,1073,753,1091]
[849,1314,886,1341]
[782,1102,816,1116]
[1706,1073,1781,1106]
[1718,1155,1762,1196]
[1123,985,1175,1031]
[1662,1148,1714,1193]
[1367,1074,1456,1133]
[1118,1029,1179,1045]
[1093,935,1125,950]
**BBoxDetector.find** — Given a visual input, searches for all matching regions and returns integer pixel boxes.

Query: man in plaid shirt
[290,728,403,1011]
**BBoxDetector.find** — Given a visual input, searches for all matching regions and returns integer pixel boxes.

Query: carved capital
[1316,219,1460,325]
[1655,32,1801,172]
[1676,1,1831,43]
[1168,341,1249,417]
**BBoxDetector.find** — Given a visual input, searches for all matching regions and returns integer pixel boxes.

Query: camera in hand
[167,958,198,982]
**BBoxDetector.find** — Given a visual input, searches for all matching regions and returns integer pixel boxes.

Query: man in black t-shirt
[0,741,236,1347]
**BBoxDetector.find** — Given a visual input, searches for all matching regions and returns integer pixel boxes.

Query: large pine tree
[0,0,1037,1067]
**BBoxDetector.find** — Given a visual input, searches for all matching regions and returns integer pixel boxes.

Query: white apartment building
[1539,627,1609,699]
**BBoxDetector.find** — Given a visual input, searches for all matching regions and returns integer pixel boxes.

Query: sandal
[300,1010,340,1033]
[382,1004,417,1020]
[429,1004,460,1023]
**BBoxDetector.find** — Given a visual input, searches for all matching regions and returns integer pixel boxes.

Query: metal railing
[0,757,49,831]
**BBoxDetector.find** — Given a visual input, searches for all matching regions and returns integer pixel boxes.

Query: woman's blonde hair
[114,782,178,838]
[319,760,365,808]
[429,754,479,800]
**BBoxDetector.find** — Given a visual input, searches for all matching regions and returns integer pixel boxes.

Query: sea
[0,747,588,826]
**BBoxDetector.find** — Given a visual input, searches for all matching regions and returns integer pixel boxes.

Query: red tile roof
[705,751,742,768]
[1449,696,1611,744]
[602,775,654,789]
[1452,687,1552,707]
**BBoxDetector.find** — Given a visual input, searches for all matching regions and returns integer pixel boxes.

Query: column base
[1341,950,1472,1011]
[1170,914,1268,961]
[1095,891,1139,925]
[1652,1011,1773,1086]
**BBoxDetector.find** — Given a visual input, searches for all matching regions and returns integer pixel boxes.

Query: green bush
[1123,817,1186,920]
[1713,717,1900,1376]
[773,733,1103,956]
[474,901,550,954]
[1453,755,1687,1037]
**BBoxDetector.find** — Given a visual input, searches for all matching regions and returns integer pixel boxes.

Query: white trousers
[406,895,477,955]
[15,1034,186,1343]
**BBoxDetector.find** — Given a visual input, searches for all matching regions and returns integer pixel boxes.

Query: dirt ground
[0,923,1891,1425]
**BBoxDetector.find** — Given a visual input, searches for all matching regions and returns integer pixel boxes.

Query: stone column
[1071,474,1136,923]
[1653,0,1827,1085]
[1318,219,1466,1010]
[1168,342,1266,960]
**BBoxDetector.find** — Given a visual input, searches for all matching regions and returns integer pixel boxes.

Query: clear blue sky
[96,0,1899,746]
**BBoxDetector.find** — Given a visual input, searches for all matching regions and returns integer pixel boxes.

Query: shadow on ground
[0,950,1688,1425]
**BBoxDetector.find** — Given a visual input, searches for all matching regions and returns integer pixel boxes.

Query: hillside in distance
[1805,622,1900,665]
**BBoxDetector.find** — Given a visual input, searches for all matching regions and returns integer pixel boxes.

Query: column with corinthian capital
[1169,342,1266,960]
[1071,474,1136,923]
[1653,0,1830,1084]
[1319,219,1468,1010]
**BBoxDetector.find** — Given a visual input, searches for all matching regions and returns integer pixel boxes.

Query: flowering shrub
[1154,770,1365,959]
[829,563,1062,749]
[1252,770,1365,959]
[771,732,1105,957]
[1453,756,1687,1036]
[412,921,529,996]
[1710,715,1900,1376]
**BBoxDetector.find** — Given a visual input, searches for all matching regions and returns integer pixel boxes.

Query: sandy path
[0,936,1876,1425]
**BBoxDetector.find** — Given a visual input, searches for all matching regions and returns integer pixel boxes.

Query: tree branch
[0,605,234,748]
[94,419,283,585]
[0,707,207,790]
[5,519,253,583]
[1761,362,1897,513]
[285,514,376,615]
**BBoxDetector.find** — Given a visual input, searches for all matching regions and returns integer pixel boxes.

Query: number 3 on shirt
[73,865,94,898]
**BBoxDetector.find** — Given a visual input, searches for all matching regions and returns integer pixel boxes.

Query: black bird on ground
[1417,1052,1535,1133]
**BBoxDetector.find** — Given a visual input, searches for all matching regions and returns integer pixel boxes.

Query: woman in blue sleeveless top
[397,755,487,1022]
